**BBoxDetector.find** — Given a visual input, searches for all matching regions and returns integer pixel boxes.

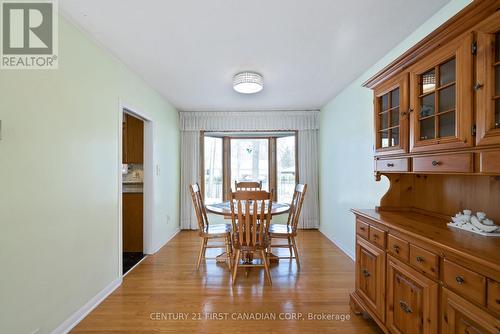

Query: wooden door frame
[118,99,154,278]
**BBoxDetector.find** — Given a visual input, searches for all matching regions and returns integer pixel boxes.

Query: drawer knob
[399,300,413,314]
[416,256,424,263]
[360,227,365,231]
[432,160,441,166]
[393,245,400,253]
[373,234,379,239]
[362,268,370,277]
[387,163,395,167]
[455,276,465,285]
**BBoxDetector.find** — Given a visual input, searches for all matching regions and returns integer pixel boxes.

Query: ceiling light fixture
[233,71,263,94]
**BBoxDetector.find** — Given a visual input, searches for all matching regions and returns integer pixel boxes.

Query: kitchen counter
[123,182,143,193]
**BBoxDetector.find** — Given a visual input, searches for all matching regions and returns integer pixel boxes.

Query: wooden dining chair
[269,183,307,269]
[230,190,273,285]
[234,180,262,191]
[189,183,232,270]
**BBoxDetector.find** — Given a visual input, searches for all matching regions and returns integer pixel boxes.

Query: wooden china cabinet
[350,2,500,334]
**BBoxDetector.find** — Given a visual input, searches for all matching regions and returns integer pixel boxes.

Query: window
[203,136,223,204]
[202,132,297,203]
[230,139,269,191]
[277,136,296,203]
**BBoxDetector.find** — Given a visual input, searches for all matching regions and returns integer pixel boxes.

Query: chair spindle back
[234,181,263,191]
[189,183,210,232]
[286,183,307,232]
[230,190,273,249]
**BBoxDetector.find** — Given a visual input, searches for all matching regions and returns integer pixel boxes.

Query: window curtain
[180,131,200,229]
[180,111,320,230]
[297,130,319,228]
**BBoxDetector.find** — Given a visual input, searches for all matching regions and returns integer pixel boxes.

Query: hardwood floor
[72,230,380,333]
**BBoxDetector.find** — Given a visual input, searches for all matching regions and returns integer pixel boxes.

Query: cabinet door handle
[416,256,424,263]
[455,276,465,285]
[362,269,370,277]
[431,160,441,166]
[387,163,394,167]
[399,300,412,314]
[473,82,484,91]
[393,245,400,253]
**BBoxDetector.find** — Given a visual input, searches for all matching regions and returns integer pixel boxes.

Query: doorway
[119,105,153,276]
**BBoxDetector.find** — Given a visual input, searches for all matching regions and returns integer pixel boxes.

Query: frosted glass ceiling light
[233,72,263,94]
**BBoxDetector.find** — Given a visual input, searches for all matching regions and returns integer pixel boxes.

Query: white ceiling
[61,0,450,112]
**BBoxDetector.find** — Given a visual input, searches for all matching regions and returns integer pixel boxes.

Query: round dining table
[205,200,290,264]
[205,200,290,216]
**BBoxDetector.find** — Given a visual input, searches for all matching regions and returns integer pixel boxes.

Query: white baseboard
[51,277,122,334]
[149,227,180,254]
[52,228,180,334]
[319,229,355,261]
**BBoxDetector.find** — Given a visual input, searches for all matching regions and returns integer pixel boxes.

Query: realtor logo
[1,0,58,69]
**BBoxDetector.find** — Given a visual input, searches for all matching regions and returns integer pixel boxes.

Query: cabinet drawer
[375,158,409,172]
[356,219,369,239]
[480,151,500,174]
[387,234,409,262]
[369,225,386,249]
[413,153,473,173]
[487,279,500,316]
[443,259,486,306]
[409,244,439,279]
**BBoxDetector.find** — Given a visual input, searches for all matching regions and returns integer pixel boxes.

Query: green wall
[318,0,472,259]
[0,16,180,334]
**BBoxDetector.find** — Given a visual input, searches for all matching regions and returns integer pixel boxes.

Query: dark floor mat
[123,252,145,274]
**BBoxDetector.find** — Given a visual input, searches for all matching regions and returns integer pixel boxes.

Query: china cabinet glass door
[410,34,473,153]
[418,58,456,141]
[374,74,408,156]
[476,11,500,146]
